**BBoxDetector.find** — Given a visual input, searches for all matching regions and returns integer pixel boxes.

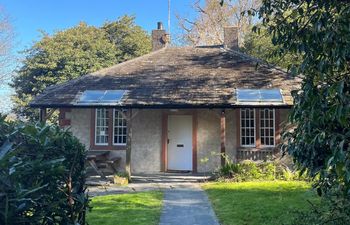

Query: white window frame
[113,109,127,146]
[260,108,276,147]
[240,108,256,147]
[95,108,109,146]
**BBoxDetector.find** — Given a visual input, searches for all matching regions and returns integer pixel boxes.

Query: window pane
[260,109,275,147]
[80,91,104,103]
[260,89,283,102]
[101,90,125,102]
[95,108,109,145]
[113,110,127,145]
[241,109,255,147]
[250,137,255,144]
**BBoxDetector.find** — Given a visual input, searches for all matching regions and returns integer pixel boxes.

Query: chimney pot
[157,22,163,30]
[224,26,239,50]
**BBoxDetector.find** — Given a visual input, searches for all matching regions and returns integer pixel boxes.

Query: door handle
[177,144,184,147]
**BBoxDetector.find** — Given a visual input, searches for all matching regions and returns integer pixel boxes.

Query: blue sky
[0,0,198,113]
[2,0,197,50]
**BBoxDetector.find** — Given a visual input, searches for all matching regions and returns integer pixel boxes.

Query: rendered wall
[66,108,290,173]
[196,109,221,172]
[130,109,163,173]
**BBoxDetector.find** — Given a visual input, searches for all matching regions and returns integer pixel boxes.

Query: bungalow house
[30,23,300,176]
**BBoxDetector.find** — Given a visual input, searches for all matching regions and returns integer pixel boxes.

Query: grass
[87,191,163,225]
[203,181,319,225]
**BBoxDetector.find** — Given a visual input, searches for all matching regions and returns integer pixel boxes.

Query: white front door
[167,115,193,171]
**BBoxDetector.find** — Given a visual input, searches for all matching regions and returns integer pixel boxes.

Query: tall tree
[103,15,151,61]
[177,0,259,46]
[252,0,350,199]
[242,27,301,69]
[12,16,151,120]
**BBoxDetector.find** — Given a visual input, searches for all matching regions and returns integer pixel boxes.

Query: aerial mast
[168,0,171,41]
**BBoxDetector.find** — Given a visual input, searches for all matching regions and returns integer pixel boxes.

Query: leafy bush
[238,160,261,180]
[0,115,89,225]
[292,191,350,225]
[216,154,306,182]
[0,115,14,144]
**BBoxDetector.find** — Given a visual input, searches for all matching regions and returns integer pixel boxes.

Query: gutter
[29,103,293,109]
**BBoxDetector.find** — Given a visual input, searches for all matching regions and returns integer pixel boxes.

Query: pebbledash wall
[62,108,289,173]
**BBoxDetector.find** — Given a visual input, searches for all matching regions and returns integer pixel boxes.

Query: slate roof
[30,46,300,108]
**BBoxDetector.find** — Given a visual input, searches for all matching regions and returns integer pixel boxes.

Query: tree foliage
[242,27,301,69]
[0,115,89,224]
[0,7,16,115]
[0,6,15,83]
[12,15,151,120]
[103,15,151,61]
[250,1,350,197]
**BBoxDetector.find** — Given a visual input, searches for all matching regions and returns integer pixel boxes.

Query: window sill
[238,147,275,152]
[90,144,126,151]
[95,143,109,146]
[113,144,127,146]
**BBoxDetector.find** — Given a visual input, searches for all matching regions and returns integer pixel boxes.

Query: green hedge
[0,114,89,225]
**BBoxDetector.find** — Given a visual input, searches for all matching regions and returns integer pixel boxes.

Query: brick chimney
[152,22,169,51]
[224,26,239,50]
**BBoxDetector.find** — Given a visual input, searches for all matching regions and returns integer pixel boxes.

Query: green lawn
[203,181,318,225]
[87,191,163,225]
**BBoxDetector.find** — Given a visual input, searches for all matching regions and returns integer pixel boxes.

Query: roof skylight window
[236,88,283,103]
[77,90,126,105]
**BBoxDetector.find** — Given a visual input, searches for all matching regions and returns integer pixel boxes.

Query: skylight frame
[236,88,284,103]
[76,90,126,105]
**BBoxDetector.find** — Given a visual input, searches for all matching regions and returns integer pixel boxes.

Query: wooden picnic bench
[87,150,121,179]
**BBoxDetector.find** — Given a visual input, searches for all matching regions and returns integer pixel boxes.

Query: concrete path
[159,184,220,225]
[87,173,212,196]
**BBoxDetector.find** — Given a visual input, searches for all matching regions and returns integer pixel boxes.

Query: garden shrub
[259,161,276,180]
[292,190,350,225]
[0,115,89,225]
[218,159,240,178]
[0,114,14,144]
[216,154,305,182]
[239,160,261,180]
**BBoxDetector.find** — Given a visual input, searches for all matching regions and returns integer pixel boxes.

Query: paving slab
[159,184,220,225]
[87,172,213,196]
